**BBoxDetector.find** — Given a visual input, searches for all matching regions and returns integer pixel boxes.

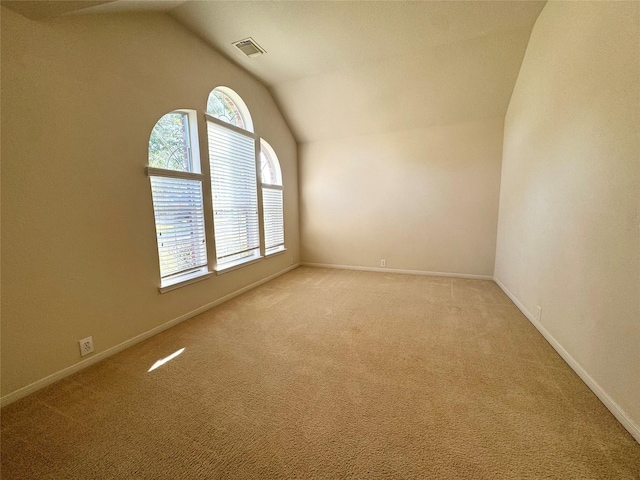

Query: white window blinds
[262,187,284,254]
[260,140,285,256]
[150,176,208,279]
[207,119,260,267]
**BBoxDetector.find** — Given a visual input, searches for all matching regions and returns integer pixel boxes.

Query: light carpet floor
[1,266,639,479]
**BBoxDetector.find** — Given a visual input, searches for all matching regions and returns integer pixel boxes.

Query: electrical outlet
[290,256,294,265]
[79,336,94,357]
[536,306,542,321]
[381,259,386,268]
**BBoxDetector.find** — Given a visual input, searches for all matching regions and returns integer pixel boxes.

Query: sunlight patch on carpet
[148,348,185,372]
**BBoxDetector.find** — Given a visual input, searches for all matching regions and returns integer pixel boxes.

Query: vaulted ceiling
[3,0,546,143]
[171,1,546,143]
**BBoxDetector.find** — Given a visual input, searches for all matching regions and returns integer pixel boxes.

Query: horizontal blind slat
[262,188,284,250]
[150,176,209,279]
[208,121,260,265]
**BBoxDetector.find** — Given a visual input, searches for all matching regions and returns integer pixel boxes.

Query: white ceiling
[4,0,546,143]
[171,1,546,143]
[171,1,544,85]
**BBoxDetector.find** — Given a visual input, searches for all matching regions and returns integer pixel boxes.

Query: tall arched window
[260,140,285,255]
[147,110,209,289]
[206,87,260,270]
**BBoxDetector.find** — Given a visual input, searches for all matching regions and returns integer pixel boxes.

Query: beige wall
[1,8,299,398]
[495,1,640,429]
[300,118,504,276]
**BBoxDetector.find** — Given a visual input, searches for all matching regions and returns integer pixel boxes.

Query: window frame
[145,90,289,290]
[205,111,263,274]
[146,109,212,292]
[260,139,286,257]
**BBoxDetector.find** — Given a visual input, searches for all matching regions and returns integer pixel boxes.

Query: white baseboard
[1,263,301,408]
[493,277,640,444]
[301,262,493,280]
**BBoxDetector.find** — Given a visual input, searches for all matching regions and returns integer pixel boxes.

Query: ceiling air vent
[232,38,265,58]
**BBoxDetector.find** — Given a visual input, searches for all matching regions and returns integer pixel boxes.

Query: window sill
[215,255,263,275]
[265,247,287,257]
[159,269,212,293]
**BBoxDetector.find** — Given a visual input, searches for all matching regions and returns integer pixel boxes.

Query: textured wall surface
[1,7,299,397]
[495,1,640,429]
[301,118,504,277]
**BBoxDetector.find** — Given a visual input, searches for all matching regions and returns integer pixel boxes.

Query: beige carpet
[2,267,639,479]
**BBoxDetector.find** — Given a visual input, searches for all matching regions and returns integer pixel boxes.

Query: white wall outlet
[536,306,542,321]
[381,259,386,267]
[79,336,94,357]
[290,256,294,265]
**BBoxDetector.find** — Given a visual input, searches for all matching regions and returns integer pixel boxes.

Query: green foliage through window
[207,90,246,130]
[148,113,192,172]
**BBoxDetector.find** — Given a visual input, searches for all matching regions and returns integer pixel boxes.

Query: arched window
[147,110,209,289]
[206,86,254,132]
[206,87,260,270]
[260,140,285,255]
